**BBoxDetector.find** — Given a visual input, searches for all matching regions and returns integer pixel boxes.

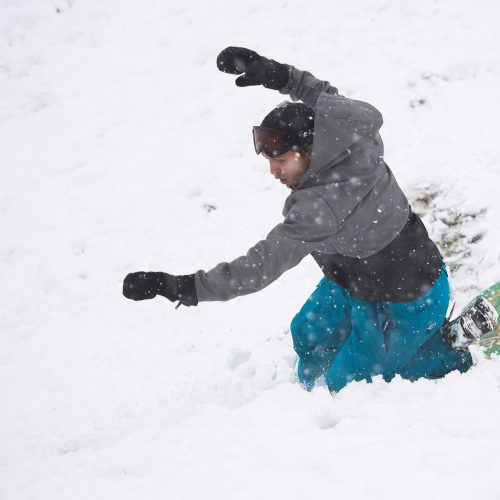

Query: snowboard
[476,282,500,357]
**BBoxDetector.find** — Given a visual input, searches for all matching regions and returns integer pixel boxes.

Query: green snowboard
[476,282,500,357]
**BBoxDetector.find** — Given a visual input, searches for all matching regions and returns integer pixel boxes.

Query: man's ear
[297,145,313,158]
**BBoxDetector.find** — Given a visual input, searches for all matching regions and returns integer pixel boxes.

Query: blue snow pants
[290,265,473,392]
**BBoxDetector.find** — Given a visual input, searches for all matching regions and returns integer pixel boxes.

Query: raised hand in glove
[122,272,198,306]
[216,46,289,90]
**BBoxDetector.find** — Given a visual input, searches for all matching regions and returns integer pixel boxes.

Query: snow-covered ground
[1,1,500,498]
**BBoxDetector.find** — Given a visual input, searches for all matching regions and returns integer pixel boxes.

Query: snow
[1,0,500,498]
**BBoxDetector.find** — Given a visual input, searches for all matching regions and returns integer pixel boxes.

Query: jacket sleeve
[194,192,337,302]
[280,66,383,164]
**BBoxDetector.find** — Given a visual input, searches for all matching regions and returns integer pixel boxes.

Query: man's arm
[123,192,337,305]
[279,66,337,108]
[281,66,382,127]
[194,192,337,302]
[216,47,383,163]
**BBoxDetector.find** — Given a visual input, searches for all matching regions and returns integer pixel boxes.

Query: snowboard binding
[442,296,498,350]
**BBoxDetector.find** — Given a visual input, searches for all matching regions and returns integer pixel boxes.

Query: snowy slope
[1,1,500,499]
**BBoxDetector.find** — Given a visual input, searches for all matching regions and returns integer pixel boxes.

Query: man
[123,47,497,392]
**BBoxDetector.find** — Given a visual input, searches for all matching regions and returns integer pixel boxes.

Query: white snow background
[1,1,500,499]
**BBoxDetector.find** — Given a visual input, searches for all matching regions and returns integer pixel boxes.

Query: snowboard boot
[441,296,498,350]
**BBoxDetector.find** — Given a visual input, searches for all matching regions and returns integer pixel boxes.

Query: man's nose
[269,162,281,176]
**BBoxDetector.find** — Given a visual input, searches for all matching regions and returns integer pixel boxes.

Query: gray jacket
[194,66,410,302]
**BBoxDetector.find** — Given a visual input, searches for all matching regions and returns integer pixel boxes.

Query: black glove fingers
[216,46,259,74]
[217,47,289,91]
[122,271,158,301]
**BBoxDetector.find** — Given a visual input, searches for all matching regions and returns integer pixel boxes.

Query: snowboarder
[123,47,497,393]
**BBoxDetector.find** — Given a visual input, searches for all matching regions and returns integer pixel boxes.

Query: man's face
[262,147,312,189]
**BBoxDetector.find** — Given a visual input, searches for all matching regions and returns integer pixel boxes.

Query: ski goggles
[252,126,289,157]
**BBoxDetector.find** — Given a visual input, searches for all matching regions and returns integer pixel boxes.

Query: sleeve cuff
[176,274,198,306]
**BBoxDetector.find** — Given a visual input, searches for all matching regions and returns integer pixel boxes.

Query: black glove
[216,47,289,90]
[122,272,198,306]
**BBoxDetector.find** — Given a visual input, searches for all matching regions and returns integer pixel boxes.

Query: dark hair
[261,102,315,153]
